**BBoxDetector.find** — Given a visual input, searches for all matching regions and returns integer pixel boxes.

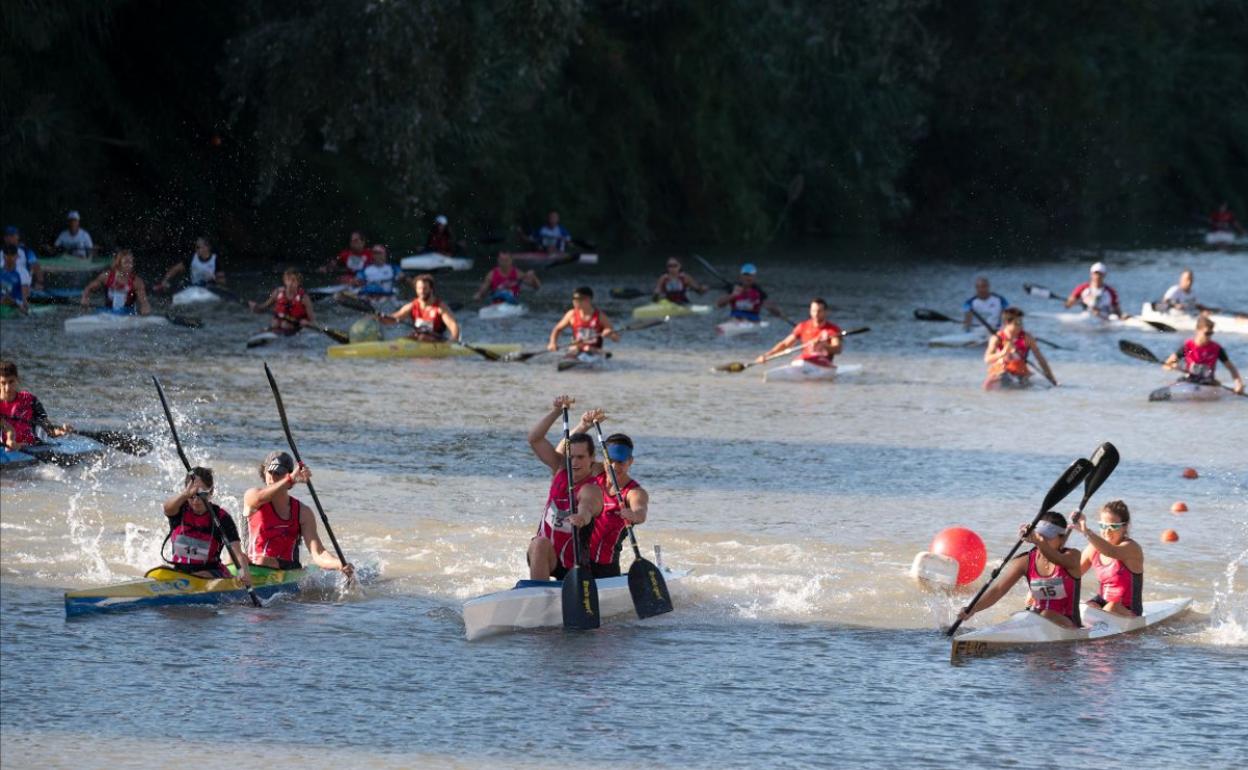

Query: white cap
[67,210,80,220]
[435,215,448,225]
[1090,261,1107,274]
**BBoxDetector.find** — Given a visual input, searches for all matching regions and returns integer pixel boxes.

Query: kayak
[170,286,220,305]
[64,312,172,333]
[400,252,473,272]
[508,251,599,268]
[0,304,56,319]
[1204,230,1238,246]
[326,339,520,360]
[462,565,688,641]
[632,300,711,320]
[950,598,1192,660]
[1036,311,1154,333]
[64,564,307,618]
[1148,380,1227,402]
[28,288,83,305]
[37,255,110,274]
[0,447,38,470]
[307,284,349,297]
[557,351,609,371]
[479,302,527,320]
[717,319,770,337]
[763,360,861,383]
[928,329,989,348]
[21,435,107,466]
[1137,302,1248,335]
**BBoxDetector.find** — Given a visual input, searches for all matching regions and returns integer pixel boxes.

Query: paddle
[1023,283,1175,333]
[262,363,357,588]
[969,309,1057,387]
[592,421,673,618]
[610,287,646,300]
[916,308,1069,351]
[559,406,599,630]
[511,318,669,364]
[1117,339,1247,398]
[274,314,349,344]
[946,456,1094,637]
[164,312,203,329]
[692,254,735,291]
[0,414,153,456]
[714,327,870,373]
[152,376,261,608]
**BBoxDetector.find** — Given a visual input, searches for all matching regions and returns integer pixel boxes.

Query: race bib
[1029,576,1067,602]
[543,502,573,533]
[172,532,213,563]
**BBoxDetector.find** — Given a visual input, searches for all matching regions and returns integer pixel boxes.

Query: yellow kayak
[631,300,711,320]
[327,339,521,360]
[65,565,305,617]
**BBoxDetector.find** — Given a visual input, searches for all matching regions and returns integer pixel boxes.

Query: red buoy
[930,527,987,586]
[1182,467,1198,479]
[1161,529,1180,543]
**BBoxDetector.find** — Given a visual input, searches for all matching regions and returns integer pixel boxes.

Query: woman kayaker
[0,360,73,451]
[385,273,460,342]
[473,251,541,305]
[1162,316,1244,394]
[958,512,1083,629]
[156,236,225,292]
[80,248,151,316]
[548,287,618,360]
[652,258,707,305]
[250,267,315,336]
[1071,500,1143,617]
[983,308,1057,389]
[526,396,605,581]
[161,466,253,588]
[243,451,354,577]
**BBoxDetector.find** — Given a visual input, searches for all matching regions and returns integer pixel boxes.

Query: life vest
[1211,209,1236,231]
[274,287,308,321]
[1024,549,1080,626]
[0,391,38,445]
[792,319,842,364]
[248,497,304,567]
[1072,282,1118,316]
[1091,550,1143,615]
[536,468,596,570]
[989,330,1030,378]
[104,269,136,311]
[359,264,397,294]
[662,276,689,304]
[167,501,230,568]
[410,299,447,338]
[427,230,453,255]
[489,267,522,296]
[729,285,765,320]
[571,308,604,350]
[589,474,640,565]
[189,253,218,286]
[1181,338,1223,382]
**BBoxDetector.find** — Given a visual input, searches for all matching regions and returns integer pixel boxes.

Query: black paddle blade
[628,558,673,618]
[1142,320,1176,333]
[1039,458,1093,514]
[78,430,153,456]
[1079,442,1120,509]
[914,309,955,323]
[1023,282,1056,300]
[561,566,600,630]
[503,350,547,362]
[556,359,578,371]
[335,293,375,314]
[166,313,203,328]
[842,326,871,337]
[1148,386,1173,402]
[610,287,645,300]
[460,343,501,361]
[1118,339,1160,364]
[322,327,350,344]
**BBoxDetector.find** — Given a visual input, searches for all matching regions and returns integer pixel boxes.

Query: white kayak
[928,328,989,348]
[1204,230,1239,246]
[462,565,689,641]
[1137,302,1248,335]
[1148,380,1228,402]
[65,312,171,334]
[307,284,348,296]
[479,302,527,320]
[951,598,1192,660]
[1036,311,1154,333]
[763,360,861,383]
[170,286,220,306]
[717,319,770,337]
[400,252,473,272]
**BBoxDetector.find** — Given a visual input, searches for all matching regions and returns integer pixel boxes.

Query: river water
[1,241,1245,769]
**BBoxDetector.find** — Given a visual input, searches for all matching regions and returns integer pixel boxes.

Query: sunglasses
[1099,522,1126,531]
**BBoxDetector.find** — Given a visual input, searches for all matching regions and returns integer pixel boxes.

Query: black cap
[263,451,295,475]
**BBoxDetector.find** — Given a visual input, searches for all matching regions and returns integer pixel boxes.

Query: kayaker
[586,424,649,578]
[962,277,1009,331]
[385,272,460,342]
[958,512,1083,629]
[0,360,73,452]
[652,257,707,304]
[49,210,95,257]
[548,286,619,359]
[1070,500,1143,617]
[353,243,399,296]
[156,237,225,292]
[4,225,44,292]
[1064,262,1124,318]
[424,215,457,255]
[1158,269,1201,314]
[250,267,315,336]
[526,396,605,581]
[1162,316,1244,394]
[530,210,572,253]
[80,249,152,316]
[319,230,370,281]
[716,263,783,323]
[243,451,354,577]
[983,308,1057,389]
[161,466,253,588]
[1209,202,1245,236]
[473,251,541,305]
[1,245,30,315]
[755,298,842,367]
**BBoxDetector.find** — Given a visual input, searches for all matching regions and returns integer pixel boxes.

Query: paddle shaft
[560,407,586,568]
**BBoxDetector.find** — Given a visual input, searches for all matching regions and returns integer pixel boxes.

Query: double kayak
[763,360,861,383]
[1137,302,1248,335]
[951,598,1191,661]
[400,252,473,272]
[632,300,711,320]
[65,564,307,618]
[1148,380,1230,402]
[717,319,769,337]
[928,329,988,348]
[479,302,527,320]
[326,339,520,360]
[462,565,688,641]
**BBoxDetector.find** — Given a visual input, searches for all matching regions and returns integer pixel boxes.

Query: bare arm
[299,505,349,572]
[759,332,799,361]
[1028,334,1057,384]
[567,482,604,527]
[441,304,460,342]
[79,271,108,307]
[1223,357,1243,392]
[1080,530,1144,573]
[598,310,619,341]
[960,555,1027,619]
[472,273,492,300]
[249,288,279,313]
[243,477,296,511]
[716,285,742,308]
[528,400,570,471]
[547,310,573,350]
[523,270,541,290]
[161,262,186,285]
[300,294,315,325]
[1029,538,1081,575]
[134,277,151,315]
[386,300,416,323]
[620,486,649,525]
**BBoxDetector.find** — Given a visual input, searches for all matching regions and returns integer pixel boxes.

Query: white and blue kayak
[763,360,861,383]
[400,252,473,272]
[479,302,527,320]
[64,312,170,334]
[951,598,1191,660]
[1137,302,1248,336]
[462,564,688,641]
[170,286,220,306]
[557,351,609,372]
[0,447,38,470]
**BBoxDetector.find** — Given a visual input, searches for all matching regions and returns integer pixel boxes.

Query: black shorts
[590,561,621,579]
[551,563,570,581]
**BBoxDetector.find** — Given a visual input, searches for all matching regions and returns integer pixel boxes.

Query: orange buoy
[1161,529,1180,543]
[1171,501,1188,514]
[1182,467,1198,479]
[930,527,987,586]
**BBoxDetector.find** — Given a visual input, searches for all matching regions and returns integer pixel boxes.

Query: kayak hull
[170,286,220,306]
[951,598,1191,660]
[1148,380,1225,402]
[1138,302,1248,335]
[64,565,306,617]
[763,360,860,383]
[632,300,710,320]
[557,352,609,371]
[400,253,473,272]
[21,435,107,466]
[928,329,988,348]
[479,303,527,320]
[64,312,171,333]
[0,447,38,469]
[327,340,520,360]
[717,319,769,337]
[462,567,688,641]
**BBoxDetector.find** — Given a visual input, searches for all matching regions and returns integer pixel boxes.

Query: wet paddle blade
[556,359,579,371]
[335,293,376,314]
[628,558,673,619]
[322,327,350,344]
[76,429,153,456]
[166,313,203,328]
[1148,386,1173,402]
[459,342,501,361]
[1118,339,1161,364]
[714,362,748,373]
[503,350,548,362]
[1142,320,1176,333]
[561,565,600,630]
[1040,458,1093,514]
[1023,282,1057,300]
[914,309,955,323]
[1079,442,1120,508]
[610,287,645,300]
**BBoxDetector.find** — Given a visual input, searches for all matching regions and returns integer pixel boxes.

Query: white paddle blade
[910,551,959,592]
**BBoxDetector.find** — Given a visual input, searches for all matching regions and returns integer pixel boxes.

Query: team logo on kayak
[149,579,191,594]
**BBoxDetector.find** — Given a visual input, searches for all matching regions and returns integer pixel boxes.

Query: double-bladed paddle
[512,317,669,364]
[262,363,358,589]
[560,406,600,630]
[610,287,646,300]
[592,421,673,618]
[1117,340,1246,398]
[152,376,261,607]
[1023,283,1175,333]
[713,327,871,373]
[0,414,152,456]
[968,309,1057,387]
[915,308,1069,351]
